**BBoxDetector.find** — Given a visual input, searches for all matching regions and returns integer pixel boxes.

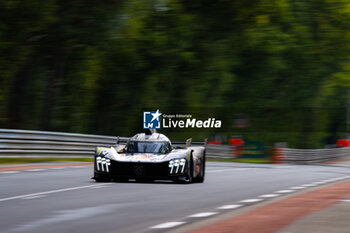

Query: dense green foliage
[1,0,350,148]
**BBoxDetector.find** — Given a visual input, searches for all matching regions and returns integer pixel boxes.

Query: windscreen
[127,141,169,154]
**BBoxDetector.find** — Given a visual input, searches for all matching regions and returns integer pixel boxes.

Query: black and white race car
[93,130,206,183]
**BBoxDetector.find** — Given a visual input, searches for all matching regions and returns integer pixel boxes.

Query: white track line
[151,222,186,229]
[239,199,263,203]
[323,179,335,183]
[329,177,344,181]
[0,184,107,202]
[22,195,46,200]
[276,190,294,193]
[206,169,235,173]
[217,204,242,210]
[312,181,326,185]
[0,171,20,174]
[275,166,295,169]
[50,167,65,170]
[188,212,218,218]
[149,176,350,231]
[89,185,109,189]
[148,176,350,230]
[259,194,280,198]
[302,184,316,187]
[27,169,45,172]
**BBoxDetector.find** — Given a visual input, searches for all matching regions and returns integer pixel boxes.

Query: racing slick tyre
[136,178,154,183]
[94,178,111,182]
[93,172,112,182]
[177,156,193,184]
[114,178,129,182]
[193,157,205,183]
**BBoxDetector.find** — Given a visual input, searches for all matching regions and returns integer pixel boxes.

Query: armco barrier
[0,129,127,157]
[1,129,349,162]
[206,144,234,158]
[281,147,350,164]
[0,129,222,158]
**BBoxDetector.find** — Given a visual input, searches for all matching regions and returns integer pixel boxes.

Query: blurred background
[1,0,350,148]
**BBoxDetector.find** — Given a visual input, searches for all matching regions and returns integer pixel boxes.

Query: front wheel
[114,178,129,182]
[177,157,193,184]
[94,177,111,182]
[136,178,154,183]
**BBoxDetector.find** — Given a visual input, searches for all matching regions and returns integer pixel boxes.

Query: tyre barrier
[272,148,285,164]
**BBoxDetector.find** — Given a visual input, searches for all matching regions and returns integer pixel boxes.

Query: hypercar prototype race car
[93,130,206,183]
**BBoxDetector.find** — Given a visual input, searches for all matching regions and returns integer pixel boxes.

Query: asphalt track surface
[1,162,350,233]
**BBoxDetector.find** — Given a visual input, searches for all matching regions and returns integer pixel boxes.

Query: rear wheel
[194,157,205,183]
[136,178,154,183]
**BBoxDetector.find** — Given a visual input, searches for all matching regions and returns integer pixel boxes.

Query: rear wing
[172,138,207,148]
[114,136,207,148]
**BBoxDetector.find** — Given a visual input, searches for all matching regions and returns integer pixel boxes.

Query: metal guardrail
[0,129,128,157]
[0,129,230,158]
[206,145,233,158]
[2,128,349,163]
[283,147,350,164]
[173,140,233,158]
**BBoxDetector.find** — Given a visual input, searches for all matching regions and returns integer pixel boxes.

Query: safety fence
[272,147,350,164]
[0,129,229,158]
[1,129,349,163]
[206,144,234,158]
[0,129,127,157]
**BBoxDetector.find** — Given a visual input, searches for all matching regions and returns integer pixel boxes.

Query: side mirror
[186,138,192,148]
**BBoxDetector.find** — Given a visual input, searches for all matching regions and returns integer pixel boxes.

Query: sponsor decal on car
[131,155,151,161]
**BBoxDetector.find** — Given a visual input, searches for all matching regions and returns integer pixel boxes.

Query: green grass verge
[207,157,272,164]
[0,157,94,164]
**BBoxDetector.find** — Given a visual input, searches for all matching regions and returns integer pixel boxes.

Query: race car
[93,130,206,183]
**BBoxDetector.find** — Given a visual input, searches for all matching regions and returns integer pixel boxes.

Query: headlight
[168,158,186,175]
[96,156,111,172]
